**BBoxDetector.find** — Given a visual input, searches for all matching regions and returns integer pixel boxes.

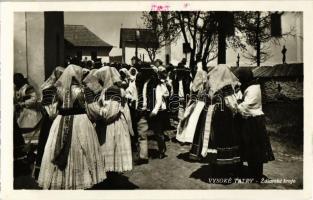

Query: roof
[120,28,159,48]
[64,24,113,47]
[252,63,303,78]
[207,63,303,79]
[207,66,256,74]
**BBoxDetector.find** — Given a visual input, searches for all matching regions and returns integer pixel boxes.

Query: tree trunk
[190,49,196,73]
[256,11,261,66]
[256,39,261,66]
[218,31,226,64]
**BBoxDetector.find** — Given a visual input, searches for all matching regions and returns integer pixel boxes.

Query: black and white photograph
[1,1,313,199]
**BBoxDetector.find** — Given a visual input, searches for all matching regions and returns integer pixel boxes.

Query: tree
[173,11,219,72]
[234,11,294,66]
[142,11,223,73]
[141,11,180,63]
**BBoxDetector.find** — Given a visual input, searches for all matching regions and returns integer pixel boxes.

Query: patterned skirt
[38,114,106,189]
[190,104,241,165]
[101,114,133,172]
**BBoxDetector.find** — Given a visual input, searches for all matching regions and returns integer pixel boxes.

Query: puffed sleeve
[23,86,39,108]
[238,85,263,117]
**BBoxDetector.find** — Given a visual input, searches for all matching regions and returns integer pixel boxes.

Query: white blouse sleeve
[238,85,263,117]
[151,85,163,115]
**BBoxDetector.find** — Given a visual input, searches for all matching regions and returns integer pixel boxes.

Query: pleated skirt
[101,115,133,172]
[38,114,106,189]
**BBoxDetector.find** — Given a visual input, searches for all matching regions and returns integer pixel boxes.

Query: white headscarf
[119,68,131,80]
[128,67,138,82]
[55,64,83,107]
[83,69,102,94]
[41,66,65,90]
[95,66,121,90]
[206,64,240,96]
[192,62,208,92]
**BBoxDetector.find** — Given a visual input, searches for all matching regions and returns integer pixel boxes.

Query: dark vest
[136,71,158,111]
[171,68,191,100]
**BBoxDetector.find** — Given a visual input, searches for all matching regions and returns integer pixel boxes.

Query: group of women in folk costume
[37,65,106,189]
[176,63,274,182]
[25,64,134,189]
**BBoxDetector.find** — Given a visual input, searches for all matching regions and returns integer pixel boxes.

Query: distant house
[64,24,113,63]
[119,28,159,63]
[109,55,123,64]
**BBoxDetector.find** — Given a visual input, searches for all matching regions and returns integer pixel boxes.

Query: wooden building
[64,24,113,63]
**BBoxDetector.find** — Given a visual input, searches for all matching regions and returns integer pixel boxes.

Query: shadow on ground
[176,152,208,163]
[90,172,139,190]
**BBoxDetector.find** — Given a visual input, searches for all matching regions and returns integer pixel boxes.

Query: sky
[64,12,303,66]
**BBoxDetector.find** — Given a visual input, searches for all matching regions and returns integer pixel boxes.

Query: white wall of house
[14,12,45,93]
[65,47,110,63]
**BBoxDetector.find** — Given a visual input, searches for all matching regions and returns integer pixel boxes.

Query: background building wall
[14,12,45,93]
[14,12,64,93]
[14,13,27,75]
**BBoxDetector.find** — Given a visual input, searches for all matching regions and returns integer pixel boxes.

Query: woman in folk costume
[125,67,138,104]
[34,66,64,179]
[176,61,208,143]
[14,73,42,144]
[38,64,106,189]
[235,68,275,182]
[192,65,242,176]
[14,73,42,176]
[95,66,134,172]
[119,68,130,90]
[125,67,139,152]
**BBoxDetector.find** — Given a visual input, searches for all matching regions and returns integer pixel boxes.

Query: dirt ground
[14,128,303,190]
